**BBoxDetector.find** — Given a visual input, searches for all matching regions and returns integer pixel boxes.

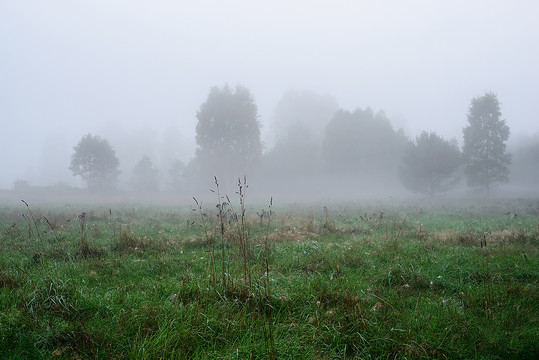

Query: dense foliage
[322,108,406,175]
[399,131,462,196]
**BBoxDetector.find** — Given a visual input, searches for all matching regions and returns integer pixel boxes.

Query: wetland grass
[0,198,537,359]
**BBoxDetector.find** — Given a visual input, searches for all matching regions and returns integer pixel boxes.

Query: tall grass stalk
[214,176,228,292]
[481,233,494,319]
[237,176,252,293]
[193,196,217,285]
[262,196,276,360]
[77,212,87,243]
[21,200,42,243]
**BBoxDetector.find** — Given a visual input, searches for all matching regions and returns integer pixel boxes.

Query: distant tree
[262,90,336,185]
[12,179,30,192]
[272,90,338,143]
[322,108,406,174]
[399,131,461,196]
[168,159,185,191]
[463,92,511,195]
[195,84,262,187]
[69,133,120,190]
[180,158,202,193]
[131,155,159,192]
[507,133,539,190]
[261,122,321,189]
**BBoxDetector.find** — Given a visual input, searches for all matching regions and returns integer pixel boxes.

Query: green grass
[0,199,538,359]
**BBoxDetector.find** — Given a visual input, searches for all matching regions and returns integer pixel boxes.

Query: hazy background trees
[270,90,338,144]
[130,155,159,193]
[399,131,461,197]
[323,108,405,173]
[258,91,338,195]
[194,84,262,191]
[508,132,539,192]
[260,122,322,196]
[7,83,539,202]
[463,92,511,195]
[2,1,538,201]
[69,134,120,191]
[168,159,186,192]
[321,108,406,194]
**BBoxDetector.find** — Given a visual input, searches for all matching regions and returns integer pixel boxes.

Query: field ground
[0,198,538,359]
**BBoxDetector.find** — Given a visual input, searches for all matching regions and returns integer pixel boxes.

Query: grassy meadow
[0,196,538,359]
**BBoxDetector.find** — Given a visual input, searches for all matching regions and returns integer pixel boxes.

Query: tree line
[67,85,534,197]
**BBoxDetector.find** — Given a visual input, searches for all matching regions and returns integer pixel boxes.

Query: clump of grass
[75,241,105,260]
[488,229,537,246]
[319,206,338,233]
[77,212,87,242]
[267,226,319,243]
[112,230,151,254]
[190,177,277,357]
[73,211,106,259]
[432,230,479,246]
[381,263,430,292]
[0,266,19,289]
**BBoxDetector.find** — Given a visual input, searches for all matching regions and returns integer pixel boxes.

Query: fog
[1,1,538,202]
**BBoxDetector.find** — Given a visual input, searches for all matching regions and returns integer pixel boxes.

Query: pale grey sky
[1,0,538,188]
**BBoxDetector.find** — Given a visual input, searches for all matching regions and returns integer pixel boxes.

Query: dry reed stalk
[214,176,228,292]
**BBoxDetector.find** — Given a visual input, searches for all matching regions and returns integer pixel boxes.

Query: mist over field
[2,4,539,358]
[1,0,538,203]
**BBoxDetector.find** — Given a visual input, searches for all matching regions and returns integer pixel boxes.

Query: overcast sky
[1,0,538,188]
